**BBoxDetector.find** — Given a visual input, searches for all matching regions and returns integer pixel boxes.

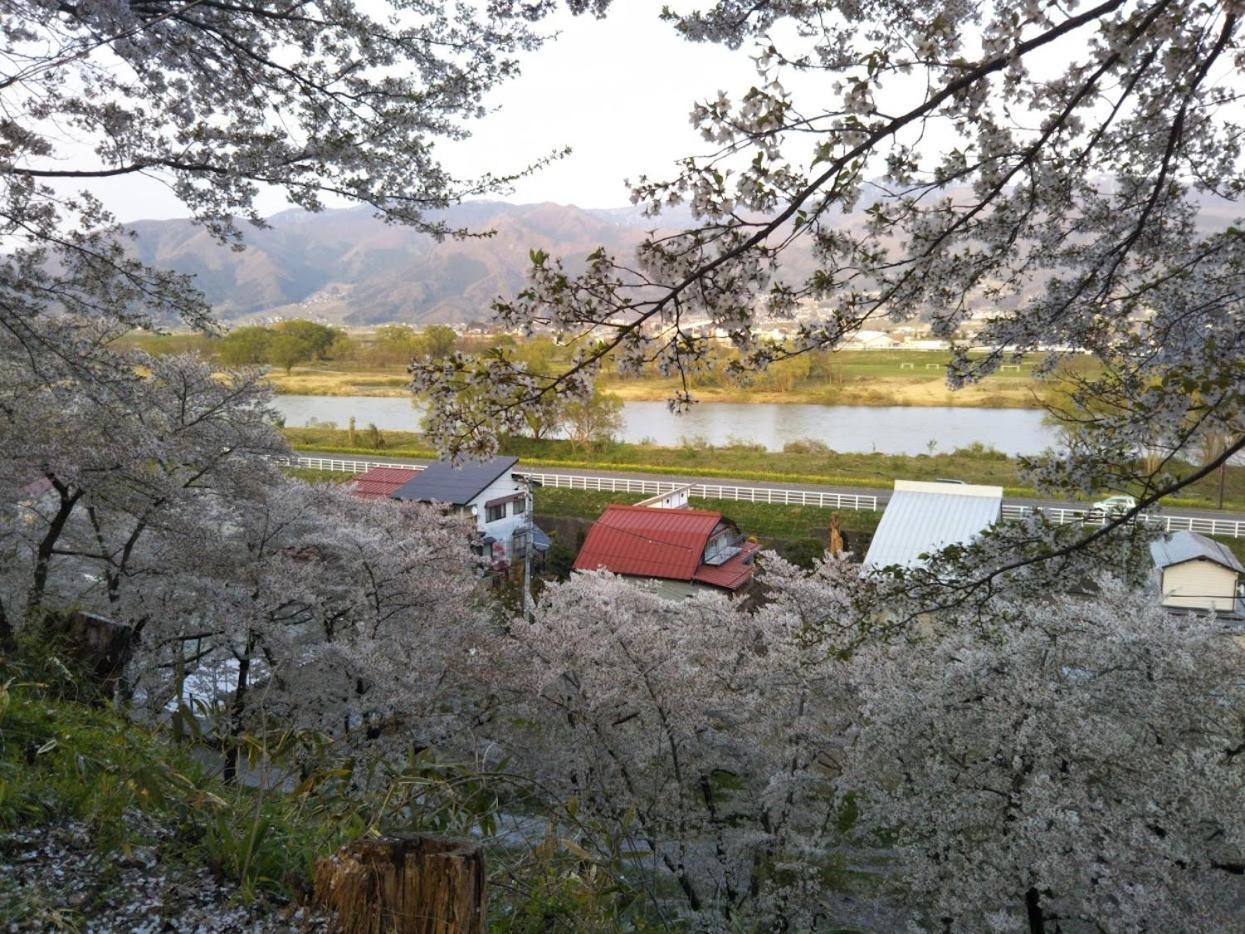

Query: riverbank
[598,376,1042,409]
[263,348,1077,410]
[282,427,1245,513]
[265,369,1044,409]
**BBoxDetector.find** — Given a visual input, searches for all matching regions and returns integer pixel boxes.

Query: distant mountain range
[127,201,693,326]
[127,192,1240,327]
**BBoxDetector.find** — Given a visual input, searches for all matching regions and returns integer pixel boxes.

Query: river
[272,394,1061,456]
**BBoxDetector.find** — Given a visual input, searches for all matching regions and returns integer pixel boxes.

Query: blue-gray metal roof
[864,480,1003,570]
[532,523,551,552]
[392,456,519,506]
[1149,531,1243,574]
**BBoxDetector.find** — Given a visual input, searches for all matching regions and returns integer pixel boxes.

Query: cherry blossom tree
[500,570,850,927]
[121,480,489,780]
[1,0,612,409]
[415,0,1245,516]
[1,0,614,650]
[0,352,285,642]
[837,580,1245,932]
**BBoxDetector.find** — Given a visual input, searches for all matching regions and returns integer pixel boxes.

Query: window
[485,502,506,523]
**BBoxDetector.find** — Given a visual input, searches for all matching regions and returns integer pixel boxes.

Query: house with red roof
[572,502,758,599]
[350,466,421,500]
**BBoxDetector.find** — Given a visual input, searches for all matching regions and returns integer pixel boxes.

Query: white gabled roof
[864,480,1004,571]
[1150,531,1243,574]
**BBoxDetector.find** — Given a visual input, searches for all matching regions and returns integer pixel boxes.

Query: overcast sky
[96,3,757,222]
[444,3,756,209]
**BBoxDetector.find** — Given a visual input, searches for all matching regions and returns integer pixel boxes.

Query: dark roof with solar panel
[391,456,519,505]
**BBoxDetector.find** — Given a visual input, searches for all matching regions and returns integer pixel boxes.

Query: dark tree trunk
[1025,886,1046,934]
[223,648,252,785]
[0,598,14,653]
[28,484,82,614]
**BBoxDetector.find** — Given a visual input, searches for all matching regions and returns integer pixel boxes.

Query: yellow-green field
[123,327,1094,409]
[263,349,1086,409]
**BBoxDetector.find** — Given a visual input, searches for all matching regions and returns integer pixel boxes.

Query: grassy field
[283,426,1245,512]
[265,367,412,397]
[534,487,879,538]
[263,348,1095,409]
[599,349,1082,409]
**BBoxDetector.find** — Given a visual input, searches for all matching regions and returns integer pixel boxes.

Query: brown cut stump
[314,835,486,934]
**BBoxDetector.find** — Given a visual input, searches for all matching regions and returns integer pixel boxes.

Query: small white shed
[1149,531,1243,614]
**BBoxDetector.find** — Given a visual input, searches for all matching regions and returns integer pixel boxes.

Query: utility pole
[521,477,541,621]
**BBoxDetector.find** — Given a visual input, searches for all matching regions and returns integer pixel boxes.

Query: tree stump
[40,610,134,700]
[314,835,486,934]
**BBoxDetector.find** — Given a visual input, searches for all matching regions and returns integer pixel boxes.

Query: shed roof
[692,541,761,590]
[391,456,519,505]
[573,505,723,582]
[864,479,1003,570]
[1150,531,1244,574]
[351,467,421,499]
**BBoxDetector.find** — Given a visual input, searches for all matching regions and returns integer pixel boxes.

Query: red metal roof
[351,467,420,499]
[573,505,755,591]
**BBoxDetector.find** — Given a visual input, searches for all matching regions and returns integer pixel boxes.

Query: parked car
[1087,494,1137,520]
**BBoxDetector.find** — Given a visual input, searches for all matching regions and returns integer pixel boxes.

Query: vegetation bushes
[216,321,346,373]
[0,646,352,903]
[126,322,466,375]
[783,438,832,455]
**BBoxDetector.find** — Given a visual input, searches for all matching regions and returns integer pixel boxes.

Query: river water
[271,394,1061,456]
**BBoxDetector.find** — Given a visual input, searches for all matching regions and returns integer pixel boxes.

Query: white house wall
[468,473,529,560]
[1160,560,1238,612]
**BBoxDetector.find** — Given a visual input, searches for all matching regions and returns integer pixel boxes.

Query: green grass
[283,426,1245,513]
[1215,537,1245,564]
[0,660,355,908]
[534,487,879,540]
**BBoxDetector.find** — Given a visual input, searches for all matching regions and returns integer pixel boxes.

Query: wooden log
[314,835,486,934]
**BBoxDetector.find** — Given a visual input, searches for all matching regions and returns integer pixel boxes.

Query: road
[291,449,1245,526]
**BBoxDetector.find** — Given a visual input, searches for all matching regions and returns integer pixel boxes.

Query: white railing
[285,455,878,511]
[281,455,426,475]
[518,471,881,511]
[1002,504,1245,539]
[285,455,1243,536]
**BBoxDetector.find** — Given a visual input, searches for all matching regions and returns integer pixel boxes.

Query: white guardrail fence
[285,455,1245,539]
[1001,504,1245,539]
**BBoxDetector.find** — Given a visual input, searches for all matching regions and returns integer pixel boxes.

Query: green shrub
[783,438,832,455]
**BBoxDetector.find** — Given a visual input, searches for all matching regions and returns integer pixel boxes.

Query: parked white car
[1087,494,1137,520]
